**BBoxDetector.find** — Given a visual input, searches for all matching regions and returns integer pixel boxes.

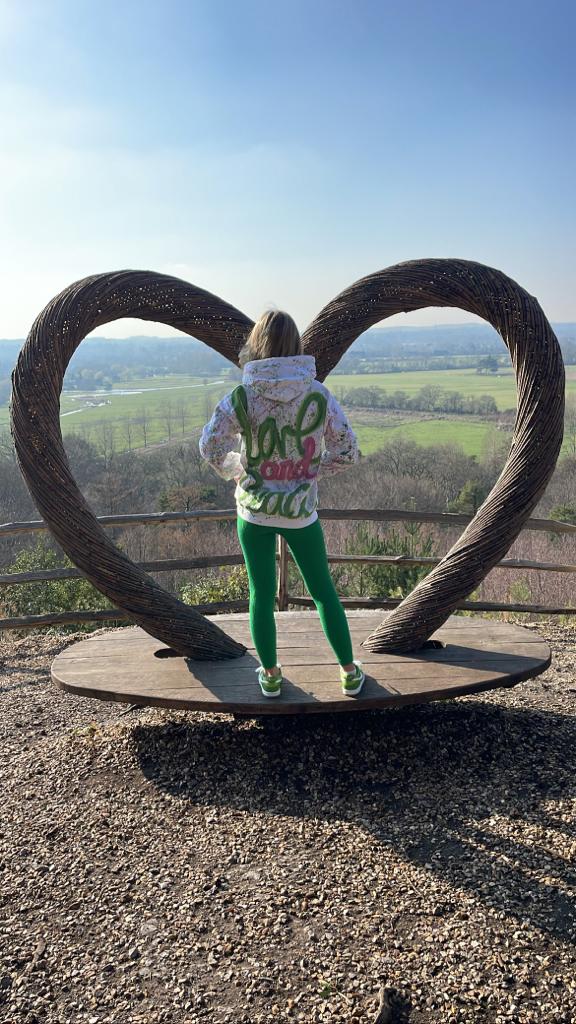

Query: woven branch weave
[11,272,252,659]
[10,259,565,656]
[302,258,565,650]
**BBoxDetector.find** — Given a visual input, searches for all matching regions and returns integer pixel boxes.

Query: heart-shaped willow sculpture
[10,259,564,657]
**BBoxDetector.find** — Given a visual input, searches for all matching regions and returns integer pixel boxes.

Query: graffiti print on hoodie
[199,355,359,528]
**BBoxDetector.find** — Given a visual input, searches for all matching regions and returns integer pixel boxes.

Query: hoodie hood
[242,355,317,403]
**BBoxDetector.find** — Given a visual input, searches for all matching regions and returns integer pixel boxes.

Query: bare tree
[94,419,118,466]
[203,381,214,424]
[161,399,175,443]
[73,422,92,446]
[175,400,190,437]
[123,418,134,452]
[138,407,151,448]
[162,445,189,489]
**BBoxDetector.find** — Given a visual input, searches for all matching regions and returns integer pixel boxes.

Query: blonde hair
[239,309,302,366]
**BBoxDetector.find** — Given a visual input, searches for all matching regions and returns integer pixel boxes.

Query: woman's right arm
[199,394,244,480]
[318,392,360,475]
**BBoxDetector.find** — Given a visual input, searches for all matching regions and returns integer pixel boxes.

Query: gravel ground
[0,621,575,1024]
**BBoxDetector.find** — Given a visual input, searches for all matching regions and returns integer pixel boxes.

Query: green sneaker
[340,660,365,696]
[256,664,282,698]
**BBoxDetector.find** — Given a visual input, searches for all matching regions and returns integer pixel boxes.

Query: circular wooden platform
[51,611,551,715]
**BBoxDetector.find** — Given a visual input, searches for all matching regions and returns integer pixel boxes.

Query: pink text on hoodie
[199,355,360,528]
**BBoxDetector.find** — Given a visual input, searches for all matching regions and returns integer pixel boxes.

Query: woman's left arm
[199,395,244,480]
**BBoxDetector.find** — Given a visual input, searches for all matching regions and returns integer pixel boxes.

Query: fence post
[277,535,289,611]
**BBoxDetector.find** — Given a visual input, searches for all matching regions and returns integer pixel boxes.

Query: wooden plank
[54,624,549,661]
[53,623,543,646]
[55,643,550,667]
[52,666,548,716]
[52,614,549,660]
[57,644,547,682]
[212,610,545,632]
[51,611,551,715]
[57,664,546,696]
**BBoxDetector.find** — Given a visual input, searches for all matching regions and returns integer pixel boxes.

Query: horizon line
[1,319,574,343]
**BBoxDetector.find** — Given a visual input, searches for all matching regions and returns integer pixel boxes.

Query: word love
[260,436,318,481]
[232,388,327,467]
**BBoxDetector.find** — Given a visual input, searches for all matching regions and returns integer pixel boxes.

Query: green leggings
[237,517,354,669]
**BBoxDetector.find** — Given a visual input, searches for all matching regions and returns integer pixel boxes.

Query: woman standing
[199,310,364,698]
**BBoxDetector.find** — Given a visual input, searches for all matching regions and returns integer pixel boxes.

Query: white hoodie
[199,355,360,528]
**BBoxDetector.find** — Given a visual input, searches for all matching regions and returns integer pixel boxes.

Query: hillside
[1,322,575,384]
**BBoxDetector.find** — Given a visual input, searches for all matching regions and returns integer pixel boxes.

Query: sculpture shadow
[132,697,576,944]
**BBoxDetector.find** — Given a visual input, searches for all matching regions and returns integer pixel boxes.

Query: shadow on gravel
[132,699,576,945]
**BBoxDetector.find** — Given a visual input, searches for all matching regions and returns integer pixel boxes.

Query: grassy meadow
[57,378,231,445]
[353,418,498,457]
[1,367,574,459]
[0,376,232,434]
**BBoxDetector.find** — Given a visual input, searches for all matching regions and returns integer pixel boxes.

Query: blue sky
[0,0,574,337]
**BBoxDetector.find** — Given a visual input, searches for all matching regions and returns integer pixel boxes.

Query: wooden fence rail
[0,555,244,586]
[0,601,250,633]
[289,596,576,616]
[2,506,576,538]
[1,506,574,630]
[2,550,576,589]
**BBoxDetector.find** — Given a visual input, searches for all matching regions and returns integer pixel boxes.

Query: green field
[60,378,230,448]
[1,367,574,460]
[353,419,497,458]
[0,376,232,435]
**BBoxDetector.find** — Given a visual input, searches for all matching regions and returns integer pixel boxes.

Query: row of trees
[333,356,493,374]
[336,384,499,415]
[65,369,115,390]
